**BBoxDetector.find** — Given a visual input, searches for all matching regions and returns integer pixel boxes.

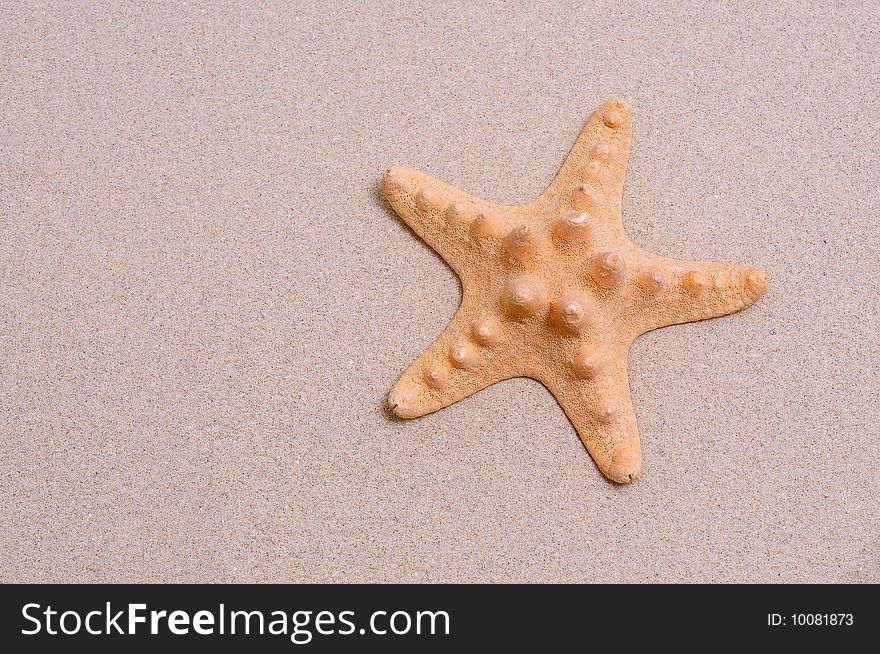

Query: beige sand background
[1,1,877,583]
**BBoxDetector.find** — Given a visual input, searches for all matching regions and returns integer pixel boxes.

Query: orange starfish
[383,99,768,483]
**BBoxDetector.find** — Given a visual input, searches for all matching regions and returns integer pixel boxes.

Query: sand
[1,1,877,583]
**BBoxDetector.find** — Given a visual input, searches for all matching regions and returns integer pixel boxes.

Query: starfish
[382,99,768,483]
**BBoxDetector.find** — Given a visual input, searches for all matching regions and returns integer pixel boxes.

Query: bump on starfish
[381,98,768,484]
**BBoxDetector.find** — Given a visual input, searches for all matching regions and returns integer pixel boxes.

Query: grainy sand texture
[1,1,878,583]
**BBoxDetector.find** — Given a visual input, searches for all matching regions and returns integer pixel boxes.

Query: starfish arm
[533,98,632,234]
[387,306,511,419]
[627,257,769,334]
[382,167,512,275]
[538,349,642,484]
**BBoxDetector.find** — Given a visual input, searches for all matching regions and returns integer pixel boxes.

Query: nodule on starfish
[382,99,768,484]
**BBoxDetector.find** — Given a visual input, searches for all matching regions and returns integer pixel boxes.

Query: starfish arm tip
[386,367,500,420]
[381,166,503,269]
[382,164,409,186]
[592,421,643,484]
[381,166,417,207]
[724,264,770,312]
[599,97,632,128]
[746,266,769,300]
[386,383,428,419]
[604,454,642,484]
[386,309,509,420]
